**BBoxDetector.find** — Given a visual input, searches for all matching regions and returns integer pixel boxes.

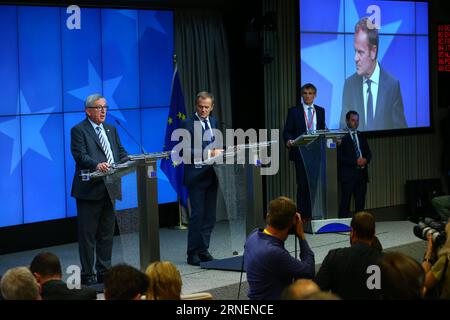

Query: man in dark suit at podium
[71,93,128,285]
[283,83,326,220]
[182,91,222,266]
[337,110,371,218]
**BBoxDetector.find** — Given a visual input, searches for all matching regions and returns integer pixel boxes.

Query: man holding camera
[244,196,315,300]
[421,222,450,299]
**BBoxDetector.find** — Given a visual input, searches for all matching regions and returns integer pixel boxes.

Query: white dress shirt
[363,62,380,124]
[302,104,317,131]
[350,129,363,159]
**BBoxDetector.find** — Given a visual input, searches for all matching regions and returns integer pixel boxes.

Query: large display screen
[0,5,176,227]
[299,0,429,132]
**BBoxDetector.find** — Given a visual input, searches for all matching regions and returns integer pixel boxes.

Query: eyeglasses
[88,105,108,111]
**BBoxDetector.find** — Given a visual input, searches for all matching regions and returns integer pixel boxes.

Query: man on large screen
[340,17,407,131]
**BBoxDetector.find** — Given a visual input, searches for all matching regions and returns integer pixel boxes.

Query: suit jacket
[182,115,219,189]
[337,130,371,183]
[283,104,326,161]
[41,280,97,300]
[315,242,383,300]
[71,118,128,200]
[340,65,407,131]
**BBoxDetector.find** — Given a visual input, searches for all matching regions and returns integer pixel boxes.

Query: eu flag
[160,67,189,208]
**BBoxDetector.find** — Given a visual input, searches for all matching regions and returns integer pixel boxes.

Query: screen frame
[0,1,177,228]
[295,0,435,138]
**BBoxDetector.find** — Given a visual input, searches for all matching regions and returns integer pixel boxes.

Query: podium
[197,141,275,271]
[86,151,171,271]
[293,130,351,233]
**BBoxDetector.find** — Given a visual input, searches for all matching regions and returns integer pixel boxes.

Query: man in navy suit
[337,111,372,218]
[340,17,407,131]
[182,91,222,266]
[71,93,128,285]
[283,83,326,220]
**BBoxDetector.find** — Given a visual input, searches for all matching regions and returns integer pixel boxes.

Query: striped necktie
[351,131,361,159]
[96,126,114,164]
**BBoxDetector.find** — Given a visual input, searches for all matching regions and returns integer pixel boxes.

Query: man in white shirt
[337,110,372,218]
[283,84,326,220]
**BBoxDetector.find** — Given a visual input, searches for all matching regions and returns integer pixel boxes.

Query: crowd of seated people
[1,196,449,300]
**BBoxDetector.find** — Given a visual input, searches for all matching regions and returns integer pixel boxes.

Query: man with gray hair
[1,267,41,300]
[182,91,222,266]
[71,94,128,285]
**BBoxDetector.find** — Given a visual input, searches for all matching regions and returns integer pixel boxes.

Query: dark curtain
[174,10,233,127]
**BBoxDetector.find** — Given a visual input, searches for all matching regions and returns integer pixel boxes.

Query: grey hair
[195,91,215,105]
[85,93,105,108]
[0,267,40,300]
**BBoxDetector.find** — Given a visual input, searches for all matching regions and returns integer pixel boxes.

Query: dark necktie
[203,119,214,142]
[96,126,114,164]
[366,79,374,130]
[351,131,361,159]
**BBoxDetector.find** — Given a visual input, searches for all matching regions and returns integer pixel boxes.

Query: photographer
[422,222,450,299]
[244,196,315,300]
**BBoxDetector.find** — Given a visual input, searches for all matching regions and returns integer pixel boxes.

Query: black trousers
[76,195,115,278]
[338,172,368,218]
[187,179,218,257]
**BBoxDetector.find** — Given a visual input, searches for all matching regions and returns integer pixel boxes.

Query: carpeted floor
[206,240,427,300]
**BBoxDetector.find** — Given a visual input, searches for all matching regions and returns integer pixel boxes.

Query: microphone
[115,119,147,154]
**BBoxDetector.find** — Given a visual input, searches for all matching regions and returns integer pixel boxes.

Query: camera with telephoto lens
[413,217,447,247]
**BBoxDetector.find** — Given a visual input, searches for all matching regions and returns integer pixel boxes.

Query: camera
[413,217,447,247]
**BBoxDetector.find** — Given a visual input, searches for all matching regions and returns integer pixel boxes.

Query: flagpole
[170,197,187,230]
[168,52,187,230]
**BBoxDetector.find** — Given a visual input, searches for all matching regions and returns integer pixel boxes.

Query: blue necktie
[366,79,374,130]
[307,107,313,130]
[96,126,114,164]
